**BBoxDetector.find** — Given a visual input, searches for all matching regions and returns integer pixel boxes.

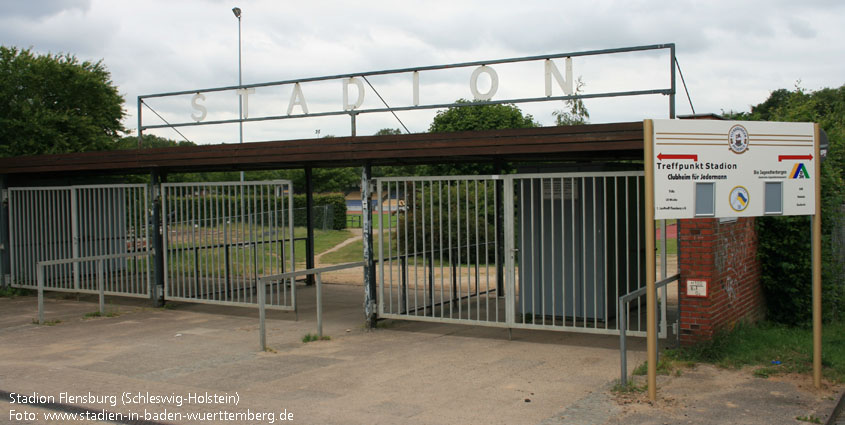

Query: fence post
[316,273,323,338]
[150,170,164,307]
[362,163,377,327]
[98,259,105,315]
[305,167,315,286]
[37,264,44,325]
[259,277,266,351]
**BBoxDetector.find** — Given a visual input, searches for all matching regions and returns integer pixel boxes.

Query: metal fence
[161,180,295,310]
[376,172,667,337]
[9,184,150,297]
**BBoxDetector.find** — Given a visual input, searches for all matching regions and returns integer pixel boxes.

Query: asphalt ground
[1,286,840,425]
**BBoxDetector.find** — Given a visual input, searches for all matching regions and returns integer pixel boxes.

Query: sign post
[645,118,822,400]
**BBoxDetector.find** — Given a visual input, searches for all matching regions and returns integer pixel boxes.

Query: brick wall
[678,217,765,345]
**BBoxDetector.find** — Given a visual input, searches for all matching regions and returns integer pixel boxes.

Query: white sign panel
[652,119,815,219]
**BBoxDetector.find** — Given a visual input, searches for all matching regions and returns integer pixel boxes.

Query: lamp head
[232,7,241,18]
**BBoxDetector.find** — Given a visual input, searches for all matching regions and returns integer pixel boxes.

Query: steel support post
[0,175,8,288]
[151,169,165,307]
[644,120,658,401]
[362,162,377,327]
[305,167,315,285]
[813,123,822,388]
[669,44,676,119]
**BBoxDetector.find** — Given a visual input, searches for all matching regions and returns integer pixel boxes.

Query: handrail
[257,262,364,351]
[618,273,679,386]
[36,250,154,325]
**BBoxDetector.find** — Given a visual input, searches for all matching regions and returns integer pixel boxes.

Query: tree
[116,134,195,150]
[374,128,404,136]
[727,84,845,324]
[0,46,125,157]
[429,99,538,133]
[552,77,590,126]
[422,100,538,175]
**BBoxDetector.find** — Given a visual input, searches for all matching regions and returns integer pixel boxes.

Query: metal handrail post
[97,259,105,315]
[619,297,627,385]
[259,277,266,351]
[316,273,323,338]
[37,265,44,325]
[618,273,679,386]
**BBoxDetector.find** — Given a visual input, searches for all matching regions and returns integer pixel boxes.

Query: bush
[731,85,845,324]
[292,193,347,230]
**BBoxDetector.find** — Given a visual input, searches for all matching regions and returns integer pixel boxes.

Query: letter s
[191,93,207,122]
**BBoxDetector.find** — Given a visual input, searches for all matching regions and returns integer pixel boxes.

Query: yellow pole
[813,123,822,388]
[644,119,657,401]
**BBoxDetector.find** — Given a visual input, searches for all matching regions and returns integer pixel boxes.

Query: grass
[165,227,353,274]
[665,321,845,383]
[796,414,822,424]
[83,310,120,319]
[32,318,61,326]
[632,355,690,377]
[346,213,399,229]
[302,333,331,343]
[0,286,31,297]
[321,238,365,264]
[611,379,646,394]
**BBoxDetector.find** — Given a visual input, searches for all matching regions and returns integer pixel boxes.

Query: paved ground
[0,286,841,425]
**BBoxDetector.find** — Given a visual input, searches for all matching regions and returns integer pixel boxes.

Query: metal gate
[161,180,295,310]
[9,184,151,297]
[376,172,667,337]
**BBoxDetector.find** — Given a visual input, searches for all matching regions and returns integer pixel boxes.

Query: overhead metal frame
[137,43,676,133]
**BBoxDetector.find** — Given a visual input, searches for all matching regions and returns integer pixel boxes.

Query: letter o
[470,65,498,101]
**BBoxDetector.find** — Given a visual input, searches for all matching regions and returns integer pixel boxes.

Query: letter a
[287,83,309,115]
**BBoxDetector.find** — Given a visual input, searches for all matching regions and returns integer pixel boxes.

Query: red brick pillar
[679,217,765,345]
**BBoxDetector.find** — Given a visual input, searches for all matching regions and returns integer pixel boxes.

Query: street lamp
[233,7,243,182]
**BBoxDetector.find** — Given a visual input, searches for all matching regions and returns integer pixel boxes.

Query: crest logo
[729,186,750,212]
[728,125,749,154]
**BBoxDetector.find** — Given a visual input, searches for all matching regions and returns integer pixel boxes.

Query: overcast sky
[2,0,843,145]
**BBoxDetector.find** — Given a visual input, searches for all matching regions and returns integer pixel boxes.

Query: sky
[1,0,843,145]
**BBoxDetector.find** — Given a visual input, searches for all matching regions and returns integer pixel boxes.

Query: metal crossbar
[36,251,154,324]
[257,262,364,350]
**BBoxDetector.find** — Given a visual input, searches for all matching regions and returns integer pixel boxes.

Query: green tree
[423,100,538,175]
[727,84,845,324]
[429,99,538,133]
[552,77,590,126]
[116,134,195,150]
[374,128,404,136]
[0,46,125,157]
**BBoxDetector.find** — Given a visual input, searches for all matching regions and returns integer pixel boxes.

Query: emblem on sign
[728,124,749,154]
[729,186,750,212]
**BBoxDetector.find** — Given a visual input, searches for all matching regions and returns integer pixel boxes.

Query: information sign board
[652,119,815,219]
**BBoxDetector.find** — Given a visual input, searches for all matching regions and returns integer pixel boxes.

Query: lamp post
[233,6,244,182]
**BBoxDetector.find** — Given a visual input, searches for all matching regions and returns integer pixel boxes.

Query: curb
[826,390,845,425]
